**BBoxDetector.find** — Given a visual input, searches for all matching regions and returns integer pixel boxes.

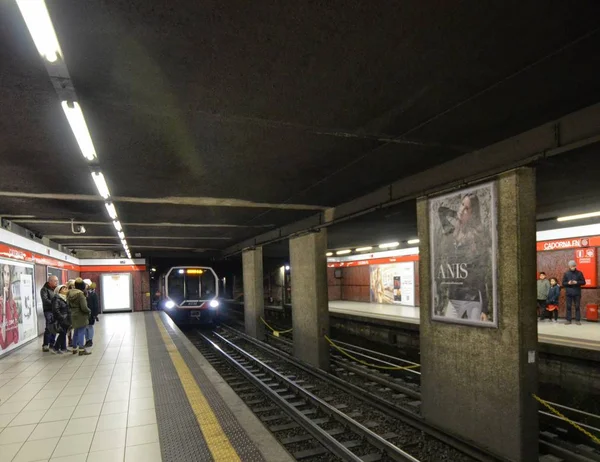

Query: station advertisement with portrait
[429,182,498,327]
[369,262,416,307]
[1,259,38,357]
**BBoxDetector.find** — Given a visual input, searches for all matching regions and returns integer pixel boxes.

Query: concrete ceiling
[1,1,600,257]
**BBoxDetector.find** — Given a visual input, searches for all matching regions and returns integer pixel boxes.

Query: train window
[166,268,217,304]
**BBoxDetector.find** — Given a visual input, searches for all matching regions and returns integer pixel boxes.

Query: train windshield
[167,268,217,305]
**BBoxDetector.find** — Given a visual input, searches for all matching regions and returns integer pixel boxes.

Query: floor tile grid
[0,313,160,461]
[0,327,118,461]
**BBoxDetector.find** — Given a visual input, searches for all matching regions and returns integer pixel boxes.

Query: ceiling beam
[4,219,273,228]
[47,235,232,240]
[223,101,600,256]
[0,193,327,211]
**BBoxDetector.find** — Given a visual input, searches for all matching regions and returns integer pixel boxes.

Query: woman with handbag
[51,285,71,354]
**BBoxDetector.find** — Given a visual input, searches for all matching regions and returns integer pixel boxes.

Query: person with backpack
[68,278,91,355]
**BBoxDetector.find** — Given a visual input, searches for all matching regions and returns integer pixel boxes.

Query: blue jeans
[85,325,94,342]
[73,327,87,349]
[43,312,55,347]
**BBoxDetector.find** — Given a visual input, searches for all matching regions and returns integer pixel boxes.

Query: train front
[162,267,220,325]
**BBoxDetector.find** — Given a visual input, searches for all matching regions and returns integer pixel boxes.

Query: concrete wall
[418,169,538,461]
[242,248,265,339]
[290,231,329,369]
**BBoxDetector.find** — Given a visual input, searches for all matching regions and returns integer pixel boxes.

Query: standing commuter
[68,278,91,355]
[40,275,58,352]
[85,282,99,348]
[536,272,550,320]
[562,260,586,325]
[66,280,75,348]
[545,277,560,322]
[51,285,71,353]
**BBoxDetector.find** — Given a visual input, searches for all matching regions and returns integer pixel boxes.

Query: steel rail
[211,331,422,462]
[200,333,366,462]
[220,325,507,462]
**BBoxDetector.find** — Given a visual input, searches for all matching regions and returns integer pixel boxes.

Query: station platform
[0,312,293,462]
[329,300,600,351]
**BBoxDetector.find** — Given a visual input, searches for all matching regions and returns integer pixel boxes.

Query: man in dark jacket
[85,282,99,348]
[40,275,58,351]
[562,260,586,325]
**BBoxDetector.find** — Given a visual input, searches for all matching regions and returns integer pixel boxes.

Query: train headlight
[165,300,175,309]
[209,300,219,308]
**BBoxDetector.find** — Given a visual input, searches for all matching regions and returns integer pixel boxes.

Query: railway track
[193,327,503,462]
[261,326,600,462]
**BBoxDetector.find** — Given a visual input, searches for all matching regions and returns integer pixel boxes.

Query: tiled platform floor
[0,314,161,462]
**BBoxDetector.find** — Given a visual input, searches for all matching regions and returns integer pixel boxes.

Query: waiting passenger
[536,272,550,320]
[66,279,75,348]
[51,285,71,353]
[40,275,58,352]
[85,282,99,348]
[68,278,92,355]
[562,260,586,325]
[545,278,560,322]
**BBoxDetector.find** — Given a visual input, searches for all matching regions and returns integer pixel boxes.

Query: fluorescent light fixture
[355,246,373,252]
[91,172,110,199]
[379,242,399,249]
[113,220,122,232]
[62,102,97,160]
[336,249,351,255]
[121,239,127,247]
[326,252,333,257]
[117,231,125,240]
[557,211,600,222]
[16,0,62,63]
[407,239,420,245]
[104,202,117,220]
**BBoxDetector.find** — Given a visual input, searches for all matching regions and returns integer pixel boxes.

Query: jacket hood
[67,288,83,302]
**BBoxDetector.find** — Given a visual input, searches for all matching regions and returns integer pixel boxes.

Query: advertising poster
[101,273,132,311]
[429,182,498,327]
[1,259,37,357]
[370,262,415,306]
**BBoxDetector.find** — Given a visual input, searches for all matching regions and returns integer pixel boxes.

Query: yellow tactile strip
[153,312,241,462]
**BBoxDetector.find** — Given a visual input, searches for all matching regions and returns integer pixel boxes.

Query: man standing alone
[40,275,58,351]
[536,272,550,320]
[562,260,586,325]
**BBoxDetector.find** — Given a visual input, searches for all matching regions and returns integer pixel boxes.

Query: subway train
[159,266,220,325]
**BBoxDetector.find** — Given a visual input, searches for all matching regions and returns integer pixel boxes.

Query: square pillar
[289,230,329,370]
[242,248,265,339]
[417,168,538,461]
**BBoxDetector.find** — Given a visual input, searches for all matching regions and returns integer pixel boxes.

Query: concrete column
[417,168,538,461]
[242,248,265,339]
[289,230,329,370]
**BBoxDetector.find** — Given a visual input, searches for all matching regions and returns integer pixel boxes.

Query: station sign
[575,247,597,288]
[536,236,600,252]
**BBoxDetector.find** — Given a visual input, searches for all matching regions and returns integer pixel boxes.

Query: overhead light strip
[16,0,62,63]
[61,101,97,161]
[17,1,133,258]
[557,211,600,222]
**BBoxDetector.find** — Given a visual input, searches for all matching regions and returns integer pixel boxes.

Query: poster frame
[429,181,498,328]
[0,257,38,357]
[101,272,133,312]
